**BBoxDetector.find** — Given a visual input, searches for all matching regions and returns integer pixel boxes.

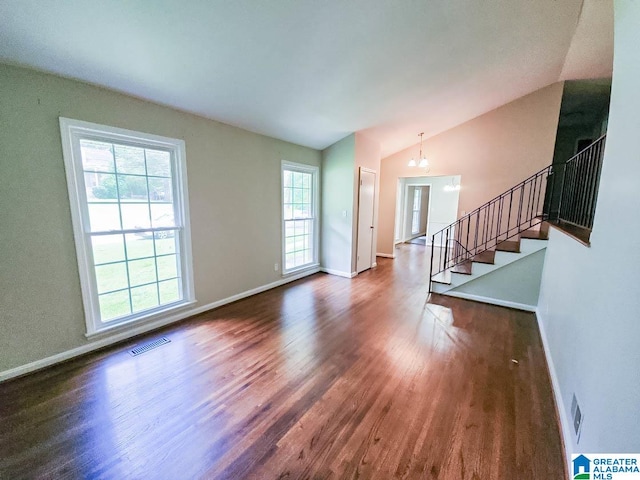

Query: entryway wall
[376,83,564,258]
[321,132,381,278]
[394,175,461,245]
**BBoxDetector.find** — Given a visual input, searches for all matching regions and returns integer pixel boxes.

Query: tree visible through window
[282,162,318,273]
[60,118,194,335]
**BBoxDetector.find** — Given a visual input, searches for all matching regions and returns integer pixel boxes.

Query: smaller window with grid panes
[282,161,319,274]
[59,118,195,335]
[411,187,422,235]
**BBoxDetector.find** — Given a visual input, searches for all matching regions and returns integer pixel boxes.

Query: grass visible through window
[92,236,180,321]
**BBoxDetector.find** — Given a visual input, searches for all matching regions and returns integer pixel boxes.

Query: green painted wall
[320,134,355,275]
[0,64,321,372]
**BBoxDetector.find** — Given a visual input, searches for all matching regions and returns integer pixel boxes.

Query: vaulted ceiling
[0,0,613,157]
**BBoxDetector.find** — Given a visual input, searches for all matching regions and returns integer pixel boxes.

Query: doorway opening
[394,175,461,248]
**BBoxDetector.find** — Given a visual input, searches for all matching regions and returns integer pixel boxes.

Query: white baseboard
[0,268,320,383]
[319,268,356,278]
[372,262,377,268]
[441,291,537,312]
[535,308,572,474]
[376,252,395,259]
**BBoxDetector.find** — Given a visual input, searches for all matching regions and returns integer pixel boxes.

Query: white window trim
[59,117,196,337]
[411,187,422,235]
[281,160,319,276]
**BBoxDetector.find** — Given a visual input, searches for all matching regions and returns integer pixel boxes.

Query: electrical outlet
[274,263,279,271]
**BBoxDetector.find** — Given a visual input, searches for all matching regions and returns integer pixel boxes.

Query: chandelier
[408,132,430,171]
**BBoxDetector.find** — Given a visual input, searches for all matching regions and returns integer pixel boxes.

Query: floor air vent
[130,337,171,356]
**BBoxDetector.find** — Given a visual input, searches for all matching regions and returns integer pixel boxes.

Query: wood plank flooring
[0,244,565,479]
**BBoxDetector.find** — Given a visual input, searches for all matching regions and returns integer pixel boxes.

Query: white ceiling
[0,0,613,157]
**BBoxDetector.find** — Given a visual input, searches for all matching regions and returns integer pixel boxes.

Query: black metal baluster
[563,162,572,222]
[528,177,535,228]
[589,139,606,229]
[474,211,479,255]
[576,153,585,224]
[557,162,567,222]
[578,153,588,224]
[429,235,434,291]
[517,184,524,230]
[498,197,502,241]
[568,162,575,222]
[587,146,596,222]
[574,158,582,223]
[465,215,470,260]
[544,167,553,220]
[438,231,443,273]
[444,229,450,269]
[490,201,494,245]
[535,171,544,221]
[483,206,489,250]
[507,190,513,237]
[585,144,597,227]
[589,141,605,226]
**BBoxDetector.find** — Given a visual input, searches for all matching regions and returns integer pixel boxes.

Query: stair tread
[431,271,451,285]
[496,240,520,253]
[451,261,473,275]
[540,221,550,234]
[472,250,496,264]
[520,229,549,240]
[547,220,591,246]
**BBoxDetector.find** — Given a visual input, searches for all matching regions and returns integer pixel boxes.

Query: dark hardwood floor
[0,244,565,479]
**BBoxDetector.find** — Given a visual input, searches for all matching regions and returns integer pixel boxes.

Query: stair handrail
[556,134,607,231]
[429,164,554,289]
[430,164,554,239]
[428,134,607,292]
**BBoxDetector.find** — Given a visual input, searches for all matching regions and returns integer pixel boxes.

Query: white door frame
[398,181,432,244]
[356,167,377,273]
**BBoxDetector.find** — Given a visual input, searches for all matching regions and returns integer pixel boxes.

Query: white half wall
[537,0,640,467]
[449,249,546,310]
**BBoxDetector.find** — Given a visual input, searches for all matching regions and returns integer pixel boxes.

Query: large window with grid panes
[281,161,319,274]
[59,118,195,335]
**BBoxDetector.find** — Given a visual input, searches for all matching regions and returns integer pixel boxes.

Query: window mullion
[145,147,162,306]
[111,142,134,317]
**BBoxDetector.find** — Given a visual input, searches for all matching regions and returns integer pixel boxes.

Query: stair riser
[439,239,548,291]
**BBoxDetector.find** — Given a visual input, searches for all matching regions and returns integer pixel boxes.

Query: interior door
[357,169,376,273]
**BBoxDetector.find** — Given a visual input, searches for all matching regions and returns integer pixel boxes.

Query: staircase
[428,135,607,301]
[431,222,549,295]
